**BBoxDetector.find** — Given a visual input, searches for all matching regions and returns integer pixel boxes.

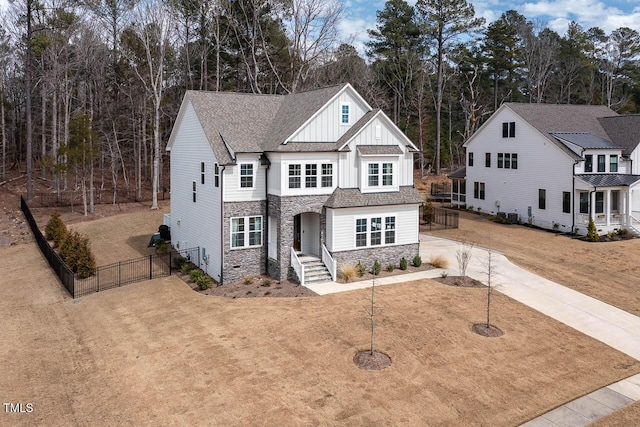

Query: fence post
[149,254,153,280]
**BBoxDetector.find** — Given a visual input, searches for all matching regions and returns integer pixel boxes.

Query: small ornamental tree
[587,217,600,241]
[76,236,97,279]
[45,212,67,248]
[59,231,81,271]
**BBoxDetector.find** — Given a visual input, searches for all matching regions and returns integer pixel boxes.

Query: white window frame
[230,215,263,249]
[354,215,397,248]
[239,163,254,189]
[321,163,333,188]
[289,164,301,189]
[305,164,318,188]
[214,163,220,187]
[362,159,398,193]
[340,102,351,125]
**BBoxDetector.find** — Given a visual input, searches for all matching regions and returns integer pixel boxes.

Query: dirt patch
[472,323,504,338]
[353,350,392,370]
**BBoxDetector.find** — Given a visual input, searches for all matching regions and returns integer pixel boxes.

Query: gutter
[572,159,579,233]
[261,154,271,276]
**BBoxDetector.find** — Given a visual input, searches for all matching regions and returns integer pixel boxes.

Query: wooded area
[2,0,639,214]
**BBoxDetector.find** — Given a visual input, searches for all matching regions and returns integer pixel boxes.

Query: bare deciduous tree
[455,240,473,278]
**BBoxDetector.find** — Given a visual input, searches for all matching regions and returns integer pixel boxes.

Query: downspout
[262,154,271,276]
[220,165,226,285]
[572,159,579,233]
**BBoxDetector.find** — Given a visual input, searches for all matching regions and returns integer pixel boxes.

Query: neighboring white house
[165,84,422,285]
[459,103,640,235]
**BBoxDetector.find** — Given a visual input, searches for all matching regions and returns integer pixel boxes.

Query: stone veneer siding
[268,194,330,282]
[223,200,267,284]
[331,243,420,272]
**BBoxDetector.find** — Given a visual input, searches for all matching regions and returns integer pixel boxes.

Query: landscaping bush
[355,261,366,277]
[189,269,204,283]
[173,256,187,269]
[423,199,434,223]
[399,257,408,270]
[261,277,273,287]
[386,264,395,272]
[75,236,97,279]
[243,276,254,285]
[412,255,422,267]
[180,263,194,275]
[587,217,600,242]
[45,212,67,248]
[618,228,628,236]
[196,274,212,290]
[338,264,357,283]
[372,261,381,275]
[59,231,82,271]
[430,254,449,268]
[155,238,169,254]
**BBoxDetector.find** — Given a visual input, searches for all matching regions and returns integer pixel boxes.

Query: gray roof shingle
[448,166,466,179]
[335,110,380,150]
[576,174,640,187]
[324,186,423,208]
[506,103,618,160]
[598,115,640,156]
[357,145,403,155]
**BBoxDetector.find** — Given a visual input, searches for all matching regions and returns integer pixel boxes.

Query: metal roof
[551,132,620,149]
[575,174,640,187]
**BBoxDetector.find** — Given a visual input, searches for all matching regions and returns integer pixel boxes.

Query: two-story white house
[165,84,422,285]
[460,103,640,236]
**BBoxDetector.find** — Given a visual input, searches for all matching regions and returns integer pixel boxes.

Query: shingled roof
[598,115,640,156]
[506,103,618,160]
[324,186,423,208]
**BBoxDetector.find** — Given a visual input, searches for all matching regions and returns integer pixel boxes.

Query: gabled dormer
[551,133,628,175]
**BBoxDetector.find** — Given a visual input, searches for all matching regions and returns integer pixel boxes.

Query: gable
[287,85,371,143]
[167,101,219,161]
[341,112,417,153]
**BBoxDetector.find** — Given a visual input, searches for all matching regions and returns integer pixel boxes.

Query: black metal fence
[21,195,198,298]
[21,196,76,296]
[28,190,153,208]
[429,182,451,202]
[74,247,200,297]
[422,206,459,230]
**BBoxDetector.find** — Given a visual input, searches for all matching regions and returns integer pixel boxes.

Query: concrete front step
[298,255,333,284]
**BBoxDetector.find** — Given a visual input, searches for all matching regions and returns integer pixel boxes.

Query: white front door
[300,213,320,257]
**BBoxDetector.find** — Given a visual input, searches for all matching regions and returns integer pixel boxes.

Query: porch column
[606,190,611,227]
[590,191,596,223]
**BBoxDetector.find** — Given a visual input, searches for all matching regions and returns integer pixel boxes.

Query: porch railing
[577,213,624,226]
[321,244,337,282]
[290,248,305,285]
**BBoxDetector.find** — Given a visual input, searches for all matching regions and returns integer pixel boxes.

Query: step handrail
[321,244,337,282]
[290,248,305,285]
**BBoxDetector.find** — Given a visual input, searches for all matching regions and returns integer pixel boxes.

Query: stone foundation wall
[332,243,420,272]
[223,200,267,284]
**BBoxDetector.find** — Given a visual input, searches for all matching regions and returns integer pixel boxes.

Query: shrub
[261,277,273,287]
[372,261,381,275]
[180,263,194,275]
[59,231,82,271]
[430,254,449,269]
[423,199,434,223]
[75,237,97,279]
[243,276,254,285]
[607,231,617,240]
[338,264,357,283]
[386,264,395,272]
[158,241,169,254]
[440,271,448,278]
[412,255,422,267]
[45,212,67,247]
[189,269,204,283]
[399,257,408,270]
[355,261,366,277]
[196,274,211,290]
[618,228,629,236]
[173,256,187,269]
[587,217,600,242]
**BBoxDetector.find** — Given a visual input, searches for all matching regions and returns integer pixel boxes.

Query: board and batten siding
[327,204,419,252]
[466,107,575,230]
[289,90,368,143]
[339,116,413,189]
[169,101,222,281]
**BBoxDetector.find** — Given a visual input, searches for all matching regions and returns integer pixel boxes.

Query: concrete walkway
[304,235,640,426]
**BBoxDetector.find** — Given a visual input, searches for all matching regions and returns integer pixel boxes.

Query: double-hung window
[355,218,367,247]
[539,189,546,210]
[231,216,262,248]
[474,182,485,200]
[382,163,393,186]
[485,153,491,167]
[597,155,606,173]
[595,192,604,214]
[305,164,317,188]
[504,153,511,169]
[502,122,516,138]
[563,192,571,213]
[579,192,589,214]
[370,218,382,246]
[368,164,379,186]
[385,217,396,244]
[289,164,301,188]
[498,153,503,168]
[610,155,618,172]
[214,163,220,187]
[585,155,593,172]
[468,152,474,167]
[340,103,350,124]
[201,162,205,185]
[240,163,254,188]
[192,181,196,203]
[321,164,333,187]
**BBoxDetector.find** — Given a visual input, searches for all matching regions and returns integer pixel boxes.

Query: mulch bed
[338,262,434,284]
[353,350,392,370]
[181,273,318,298]
[433,275,485,288]
[472,323,504,337]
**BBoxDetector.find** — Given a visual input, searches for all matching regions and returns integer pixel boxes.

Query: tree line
[2,0,639,214]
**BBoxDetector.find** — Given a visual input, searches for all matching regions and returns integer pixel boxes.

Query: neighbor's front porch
[574,179,640,234]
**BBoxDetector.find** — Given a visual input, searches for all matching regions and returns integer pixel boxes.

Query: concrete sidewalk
[305,235,640,426]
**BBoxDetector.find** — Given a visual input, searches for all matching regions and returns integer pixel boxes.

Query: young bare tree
[455,240,474,278]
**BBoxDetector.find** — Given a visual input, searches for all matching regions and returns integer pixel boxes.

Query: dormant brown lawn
[2,205,639,425]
